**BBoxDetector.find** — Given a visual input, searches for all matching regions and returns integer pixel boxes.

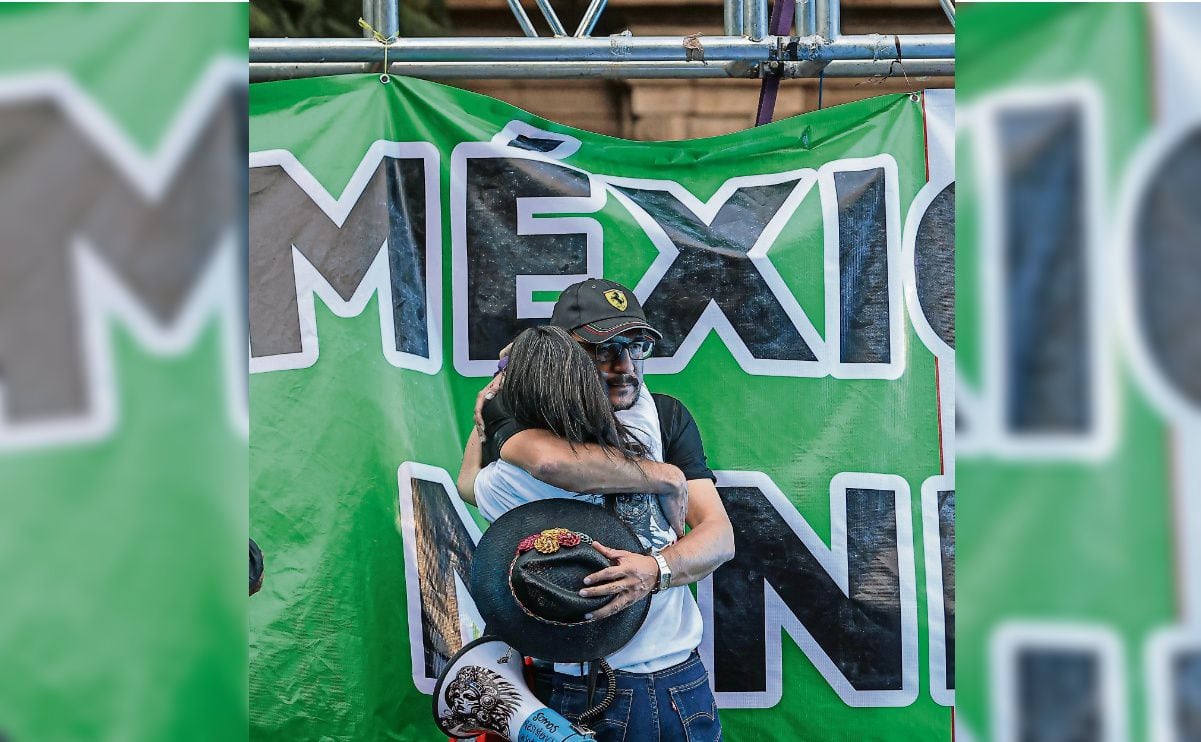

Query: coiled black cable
[576,659,617,726]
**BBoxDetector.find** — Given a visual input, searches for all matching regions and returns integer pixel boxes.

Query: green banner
[249,76,954,740]
[0,4,247,741]
[957,4,1194,741]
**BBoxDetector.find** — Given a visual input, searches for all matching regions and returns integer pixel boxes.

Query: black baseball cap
[550,278,662,344]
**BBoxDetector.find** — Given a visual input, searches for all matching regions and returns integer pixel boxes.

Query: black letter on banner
[937,489,955,690]
[1016,648,1104,741]
[915,184,956,350]
[1170,649,1201,739]
[713,485,903,693]
[1133,125,1201,408]
[999,105,1090,433]
[248,159,429,359]
[465,158,591,360]
[614,183,816,361]
[407,475,477,678]
[835,169,892,363]
[0,89,244,424]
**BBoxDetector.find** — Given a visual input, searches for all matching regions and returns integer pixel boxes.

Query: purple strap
[754,0,797,127]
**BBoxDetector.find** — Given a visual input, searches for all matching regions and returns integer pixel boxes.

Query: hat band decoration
[517,527,593,555]
[508,528,604,627]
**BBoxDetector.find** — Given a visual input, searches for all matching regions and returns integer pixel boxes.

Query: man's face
[577,331,651,411]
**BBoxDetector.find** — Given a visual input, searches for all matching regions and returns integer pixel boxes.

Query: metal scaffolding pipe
[938,0,955,29]
[844,33,965,59]
[835,33,954,62]
[251,36,768,63]
[744,0,768,40]
[250,34,951,64]
[724,0,745,36]
[574,0,608,36]
[248,57,952,82]
[815,0,840,40]
[251,61,747,81]
[506,0,540,37]
[361,0,400,39]
[533,0,568,36]
[796,0,816,36]
[785,58,953,77]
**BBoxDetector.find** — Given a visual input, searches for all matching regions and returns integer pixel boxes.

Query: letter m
[0,64,244,445]
[249,143,441,374]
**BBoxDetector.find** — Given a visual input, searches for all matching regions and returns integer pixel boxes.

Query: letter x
[607,174,820,365]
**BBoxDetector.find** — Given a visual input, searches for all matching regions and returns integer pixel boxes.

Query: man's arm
[456,425,483,505]
[579,478,735,619]
[476,390,688,504]
[499,428,688,501]
[662,478,735,583]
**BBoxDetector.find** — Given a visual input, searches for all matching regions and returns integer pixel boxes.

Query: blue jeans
[532,652,722,742]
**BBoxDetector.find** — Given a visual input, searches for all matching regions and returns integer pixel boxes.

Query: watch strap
[651,550,671,593]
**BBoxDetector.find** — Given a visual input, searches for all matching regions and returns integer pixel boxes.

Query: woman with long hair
[502,325,647,462]
[457,324,684,541]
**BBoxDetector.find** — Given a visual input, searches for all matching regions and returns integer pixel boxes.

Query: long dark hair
[501,325,647,461]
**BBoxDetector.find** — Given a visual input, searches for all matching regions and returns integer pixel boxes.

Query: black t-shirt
[481,393,716,482]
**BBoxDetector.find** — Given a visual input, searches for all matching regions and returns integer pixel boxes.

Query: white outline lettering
[990,622,1127,742]
[247,142,443,375]
[699,470,918,708]
[0,59,247,447]
[396,461,486,695]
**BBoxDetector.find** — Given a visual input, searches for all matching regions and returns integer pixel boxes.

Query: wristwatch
[650,549,672,594]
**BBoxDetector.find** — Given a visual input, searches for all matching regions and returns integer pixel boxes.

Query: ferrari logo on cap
[604,289,628,311]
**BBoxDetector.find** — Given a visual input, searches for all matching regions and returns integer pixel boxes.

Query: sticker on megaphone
[434,637,595,741]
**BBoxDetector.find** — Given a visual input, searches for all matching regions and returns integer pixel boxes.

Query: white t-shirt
[473,385,704,675]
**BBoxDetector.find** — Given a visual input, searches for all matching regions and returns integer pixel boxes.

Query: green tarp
[249,75,954,740]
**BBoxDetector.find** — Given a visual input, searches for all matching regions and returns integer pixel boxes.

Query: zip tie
[683,33,706,64]
[869,33,889,62]
[358,17,397,83]
[855,35,914,91]
[610,29,632,57]
[893,34,912,91]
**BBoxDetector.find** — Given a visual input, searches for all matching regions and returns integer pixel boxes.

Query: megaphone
[433,636,595,741]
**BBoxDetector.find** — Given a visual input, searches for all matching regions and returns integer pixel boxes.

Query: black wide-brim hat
[471,499,651,663]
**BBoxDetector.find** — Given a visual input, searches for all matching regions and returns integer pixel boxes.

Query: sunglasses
[584,335,656,363]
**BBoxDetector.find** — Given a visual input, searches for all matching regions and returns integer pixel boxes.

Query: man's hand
[578,542,661,620]
[473,343,513,441]
[473,374,503,441]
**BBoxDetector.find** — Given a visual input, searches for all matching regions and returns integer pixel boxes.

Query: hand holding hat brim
[577,541,660,620]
